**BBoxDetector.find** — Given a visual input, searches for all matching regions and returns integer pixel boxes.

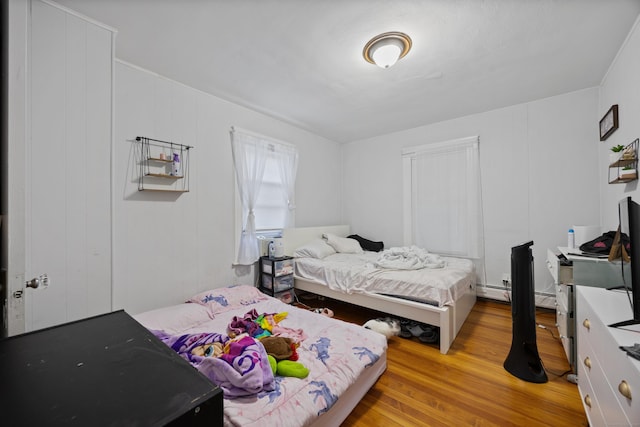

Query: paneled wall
[599,16,640,228]
[26,0,114,331]
[113,61,342,314]
[342,88,601,295]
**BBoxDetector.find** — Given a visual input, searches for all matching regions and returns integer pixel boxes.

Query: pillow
[133,303,213,335]
[293,239,336,259]
[348,234,384,252]
[189,285,268,315]
[324,233,363,254]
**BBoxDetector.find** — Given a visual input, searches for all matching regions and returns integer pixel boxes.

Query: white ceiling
[55,0,640,143]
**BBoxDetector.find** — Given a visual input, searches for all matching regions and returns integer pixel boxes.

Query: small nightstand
[259,255,295,304]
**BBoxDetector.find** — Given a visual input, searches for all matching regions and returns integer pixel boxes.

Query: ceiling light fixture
[363,32,412,69]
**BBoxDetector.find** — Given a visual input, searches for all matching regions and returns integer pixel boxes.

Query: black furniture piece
[610,196,640,328]
[504,241,548,383]
[259,255,295,304]
[0,310,223,426]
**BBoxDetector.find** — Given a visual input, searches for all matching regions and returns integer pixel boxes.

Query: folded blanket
[374,245,445,270]
[153,330,275,398]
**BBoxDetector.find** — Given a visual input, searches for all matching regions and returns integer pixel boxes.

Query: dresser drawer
[603,337,640,425]
[556,283,569,313]
[556,308,568,338]
[547,249,573,284]
[555,309,573,365]
[576,287,640,426]
[578,338,628,426]
[576,354,605,427]
[261,273,294,292]
[261,257,294,276]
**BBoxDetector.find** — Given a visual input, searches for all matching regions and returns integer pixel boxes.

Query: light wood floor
[301,295,588,427]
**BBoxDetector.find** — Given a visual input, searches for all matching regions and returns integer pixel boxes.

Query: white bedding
[295,251,475,307]
[134,285,387,427]
[374,245,445,270]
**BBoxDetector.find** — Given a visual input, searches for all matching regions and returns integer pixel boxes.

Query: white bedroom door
[19,0,115,332]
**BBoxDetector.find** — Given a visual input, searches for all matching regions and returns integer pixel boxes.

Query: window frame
[232,133,297,263]
[402,135,482,258]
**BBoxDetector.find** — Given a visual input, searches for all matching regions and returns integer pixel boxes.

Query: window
[402,136,483,259]
[231,128,298,264]
[253,149,292,232]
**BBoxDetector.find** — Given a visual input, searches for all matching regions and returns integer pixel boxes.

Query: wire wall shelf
[135,136,193,193]
[608,138,638,184]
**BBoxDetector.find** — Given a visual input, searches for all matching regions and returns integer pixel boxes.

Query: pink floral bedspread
[152,330,275,398]
[135,285,388,427]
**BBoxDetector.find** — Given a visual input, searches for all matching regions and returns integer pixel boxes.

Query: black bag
[347,234,384,252]
[579,231,630,255]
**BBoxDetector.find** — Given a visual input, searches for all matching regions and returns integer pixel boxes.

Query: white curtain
[402,136,484,260]
[274,143,299,228]
[231,129,269,265]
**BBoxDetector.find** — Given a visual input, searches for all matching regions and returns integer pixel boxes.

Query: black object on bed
[348,234,384,252]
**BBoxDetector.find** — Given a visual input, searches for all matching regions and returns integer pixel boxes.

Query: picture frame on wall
[600,104,619,141]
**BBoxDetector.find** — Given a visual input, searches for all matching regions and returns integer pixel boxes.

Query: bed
[282,225,477,355]
[133,284,387,427]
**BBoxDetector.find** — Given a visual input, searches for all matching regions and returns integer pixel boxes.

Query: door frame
[5,0,28,336]
[5,0,116,336]
[1,0,8,338]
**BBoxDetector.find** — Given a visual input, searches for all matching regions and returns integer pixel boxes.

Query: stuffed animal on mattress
[362,317,401,339]
[259,336,309,378]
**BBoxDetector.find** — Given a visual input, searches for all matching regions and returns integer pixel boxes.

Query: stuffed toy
[363,317,401,339]
[276,360,309,378]
[260,336,299,361]
[267,354,309,379]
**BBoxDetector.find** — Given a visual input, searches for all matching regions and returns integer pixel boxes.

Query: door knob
[25,278,40,289]
[25,274,49,289]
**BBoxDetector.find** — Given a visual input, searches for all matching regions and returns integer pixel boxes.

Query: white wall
[27,1,113,330]
[13,2,638,320]
[342,88,601,294]
[599,16,640,229]
[114,61,342,314]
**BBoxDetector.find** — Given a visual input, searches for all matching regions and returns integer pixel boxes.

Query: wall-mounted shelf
[139,188,188,193]
[608,138,638,184]
[145,173,183,179]
[136,136,192,193]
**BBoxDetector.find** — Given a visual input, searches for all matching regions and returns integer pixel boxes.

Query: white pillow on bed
[324,233,363,254]
[189,285,268,315]
[293,239,336,259]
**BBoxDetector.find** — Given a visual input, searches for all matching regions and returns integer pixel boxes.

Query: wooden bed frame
[282,225,477,354]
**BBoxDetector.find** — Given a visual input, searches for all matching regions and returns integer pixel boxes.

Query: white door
[9,0,114,333]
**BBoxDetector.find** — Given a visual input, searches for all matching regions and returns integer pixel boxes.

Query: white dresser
[547,248,624,372]
[547,249,575,369]
[576,286,640,426]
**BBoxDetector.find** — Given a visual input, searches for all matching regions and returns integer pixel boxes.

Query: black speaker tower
[503,241,548,383]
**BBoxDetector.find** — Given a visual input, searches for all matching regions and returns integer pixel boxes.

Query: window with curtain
[254,152,288,231]
[231,127,298,265]
[402,136,484,261]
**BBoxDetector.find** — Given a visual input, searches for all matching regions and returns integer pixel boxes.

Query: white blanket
[375,245,445,270]
[295,252,475,307]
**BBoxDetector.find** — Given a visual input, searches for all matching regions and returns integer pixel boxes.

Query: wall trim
[600,11,640,87]
[476,284,556,310]
[38,0,118,34]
